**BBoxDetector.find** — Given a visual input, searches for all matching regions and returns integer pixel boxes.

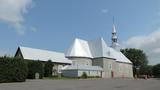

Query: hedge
[44,60,54,77]
[27,60,44,79]
[0,57,28,83]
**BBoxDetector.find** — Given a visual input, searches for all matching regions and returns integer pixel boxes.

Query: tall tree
[121,48,148,76]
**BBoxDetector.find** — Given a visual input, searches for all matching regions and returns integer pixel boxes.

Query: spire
[112,18,117,43]
[111,17,119,49]
[112,17,116,34]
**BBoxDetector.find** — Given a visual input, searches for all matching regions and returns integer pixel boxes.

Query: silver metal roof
[108,47,132,63]
[65,38,92,58]
[65,38,132,64]
[19,46,72,64]
[88,38,112,58]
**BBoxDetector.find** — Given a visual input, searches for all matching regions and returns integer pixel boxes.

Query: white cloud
[123,29,160,65]
[101,9,108,14]
[0,0,33,35]
[0,49,13,57]
[30,27,37,32]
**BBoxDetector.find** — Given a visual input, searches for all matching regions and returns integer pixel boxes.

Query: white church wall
[78,70,101,77]
[62,70,102,77]
[114,62,133,78]
[62,70,78,77]
[103,58,116,78]
[92,57,116,78]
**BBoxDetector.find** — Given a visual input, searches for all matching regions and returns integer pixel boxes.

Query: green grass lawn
[43,76,101,80]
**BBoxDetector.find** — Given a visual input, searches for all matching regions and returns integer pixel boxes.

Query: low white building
[15,46,72,76]
[62,65,103,77]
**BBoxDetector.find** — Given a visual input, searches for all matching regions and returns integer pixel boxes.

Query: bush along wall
[44,60,54,77]
[0,57,28,83]
[27,60,44,79]
[81,72,88,79]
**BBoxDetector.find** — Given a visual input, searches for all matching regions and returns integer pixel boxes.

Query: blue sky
[0,0,160,64]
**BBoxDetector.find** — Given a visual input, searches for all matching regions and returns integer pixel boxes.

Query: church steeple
[111,18,119,49]
[112,23,117,43]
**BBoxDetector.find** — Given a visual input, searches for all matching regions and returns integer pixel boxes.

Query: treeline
[121,48,160,78]
[152,64,160,78]
[0,57,53,83]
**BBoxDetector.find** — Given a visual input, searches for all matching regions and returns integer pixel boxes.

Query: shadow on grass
[43,76,78,80]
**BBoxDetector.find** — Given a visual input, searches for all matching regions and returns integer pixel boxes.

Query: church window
[109,64,112,70]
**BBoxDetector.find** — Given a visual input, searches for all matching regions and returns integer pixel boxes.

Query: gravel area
[0,79,160,90]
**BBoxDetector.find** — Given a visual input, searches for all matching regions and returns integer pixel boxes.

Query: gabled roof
[108,47,132,63]
[65,38,114,58]
[17,46,72,64]
[88,38,112,58]
[65,38,132,64]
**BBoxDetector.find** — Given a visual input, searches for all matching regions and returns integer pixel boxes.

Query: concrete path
[0,79,160,90]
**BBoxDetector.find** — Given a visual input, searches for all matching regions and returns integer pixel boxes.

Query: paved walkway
[0,79,160,90]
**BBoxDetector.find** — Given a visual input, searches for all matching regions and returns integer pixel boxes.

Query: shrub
[27,60,44,79]
[87,76,101,78]
[44,60,54,77]
[81,72,87,79]
[0,57,28,83]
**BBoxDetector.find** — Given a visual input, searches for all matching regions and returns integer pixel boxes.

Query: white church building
[15,23,133,78]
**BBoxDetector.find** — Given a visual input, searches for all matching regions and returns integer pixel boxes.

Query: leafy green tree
[152,64,160,78]
[121,48,148,76]
[44,60,54,77]
[27,61,44,79]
